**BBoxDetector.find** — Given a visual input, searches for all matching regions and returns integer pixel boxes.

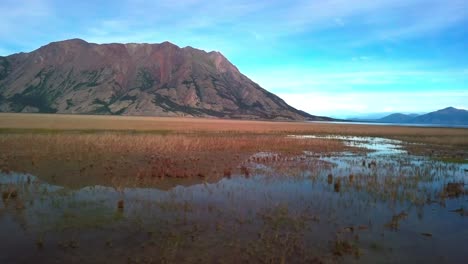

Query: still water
[1,136,467,263]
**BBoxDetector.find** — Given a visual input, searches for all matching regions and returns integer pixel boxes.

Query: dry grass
[1,113,467,141]
[1,113,467,263]
[0,133,347,188]
[0,113,467,187]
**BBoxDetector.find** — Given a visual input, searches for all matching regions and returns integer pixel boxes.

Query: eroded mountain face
[0,39,322,120]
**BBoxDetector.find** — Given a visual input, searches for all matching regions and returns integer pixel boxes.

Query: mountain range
[0,39,331,121]
[378,113,420,123]
[375,107,468,125]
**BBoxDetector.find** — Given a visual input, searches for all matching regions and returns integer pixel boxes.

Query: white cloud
[0,0,466,117]
[455,106,468,110]
[0,0,53,35]
[277,90,468,117]
[0,47,13,56]
[334,18,345,27]
[283,0,468,45]
[247,66,468,93]
[352,56,372,62]
[1,0,467,55]
[376,1,468,41]
[254,64,468,117]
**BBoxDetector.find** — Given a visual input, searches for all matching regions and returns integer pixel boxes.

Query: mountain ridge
[0,39,331,121]
[375,107,468,125]
[378,113,419,123]
[410,107,468,125]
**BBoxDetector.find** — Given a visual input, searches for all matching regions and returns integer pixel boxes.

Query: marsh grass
[1,113,467,142]
[0,152,467,263]
[0,132,348,189]
[1,113,466,162]
[0,113,467,263]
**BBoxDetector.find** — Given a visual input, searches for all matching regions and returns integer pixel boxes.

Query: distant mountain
[0,39,331,121]
[347,112,395,121]
[376,107,468,125]
[377,113,419,123]
[410,107,468,125]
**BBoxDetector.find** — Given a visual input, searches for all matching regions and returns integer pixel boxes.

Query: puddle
[1,136,467,263]
[289,135,406,156]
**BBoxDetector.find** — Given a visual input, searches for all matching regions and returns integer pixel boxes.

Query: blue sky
[1,0,467,118]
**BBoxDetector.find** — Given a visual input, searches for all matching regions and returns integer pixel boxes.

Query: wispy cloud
[283,0,468,42]
[0,0,466,115]
[0,0,57,54]
[249,66,468,93]
[278,90,468,118]
[1,0,467,54]
[373,1,468,43]
[0,0,51,30]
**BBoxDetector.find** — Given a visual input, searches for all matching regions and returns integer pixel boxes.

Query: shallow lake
[310,121,468,129]
[1,136,467,263]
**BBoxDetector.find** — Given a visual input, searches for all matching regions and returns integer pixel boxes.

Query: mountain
[375,107,468,125]
[0,39,329,121]
[377,113,419,123]
[347,112,395,121]
[410,107,468,125]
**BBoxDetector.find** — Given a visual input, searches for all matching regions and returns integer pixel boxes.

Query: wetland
[0,114,467,263]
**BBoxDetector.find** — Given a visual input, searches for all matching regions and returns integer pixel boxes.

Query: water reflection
[0,136,467,263]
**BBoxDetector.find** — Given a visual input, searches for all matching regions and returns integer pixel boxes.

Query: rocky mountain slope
[0,39,329,121]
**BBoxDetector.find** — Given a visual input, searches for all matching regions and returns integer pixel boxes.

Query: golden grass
[1,113,467,145]
[0,113,467,188]
[0,132,347,189]
[1,113,466,138]
[1,113,467,263]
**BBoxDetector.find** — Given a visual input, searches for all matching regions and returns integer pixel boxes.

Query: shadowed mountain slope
[0,39,331,121]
